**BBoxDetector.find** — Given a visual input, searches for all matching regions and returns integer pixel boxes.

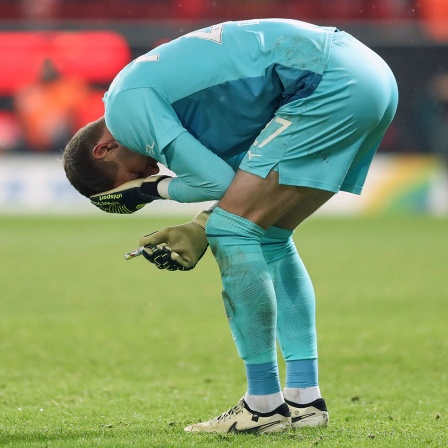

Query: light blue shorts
[238,31,399,194]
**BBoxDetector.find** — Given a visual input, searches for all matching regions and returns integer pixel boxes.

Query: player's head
[63,117,118,198]
[63,117,160,198]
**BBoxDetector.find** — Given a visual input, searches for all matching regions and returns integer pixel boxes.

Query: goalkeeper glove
[139,209,211,271]
[90,175,171,214]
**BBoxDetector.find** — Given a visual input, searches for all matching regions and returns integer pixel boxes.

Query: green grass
[0,214,447,447]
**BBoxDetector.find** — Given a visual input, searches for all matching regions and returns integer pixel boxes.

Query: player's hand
[90,175,171,214]
[139,210,211,271]
[140,239,193,271]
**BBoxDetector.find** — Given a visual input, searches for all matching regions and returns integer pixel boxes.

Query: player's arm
[91,131,235,213]
[94,83,236,211]
[162,131,236,203]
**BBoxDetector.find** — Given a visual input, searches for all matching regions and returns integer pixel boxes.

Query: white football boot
[184,397,291,434]
[286,398,329,428]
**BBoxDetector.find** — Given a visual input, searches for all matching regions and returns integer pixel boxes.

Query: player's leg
[261,193,333,428]
[259,187,333,428]
[184,172,326,433]
[186,179,298,433]
[188,172,327,429]
[262,230,330,427]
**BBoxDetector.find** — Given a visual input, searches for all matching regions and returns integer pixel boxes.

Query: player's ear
[92,140,119,160]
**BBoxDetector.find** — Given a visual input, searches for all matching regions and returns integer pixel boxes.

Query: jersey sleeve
[163,132,236,203]
[104,87,185,166]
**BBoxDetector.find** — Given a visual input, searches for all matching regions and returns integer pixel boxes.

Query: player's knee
[206,207,265,257]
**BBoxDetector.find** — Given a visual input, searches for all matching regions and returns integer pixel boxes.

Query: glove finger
[144,246,174,270]
[153,249,192,271]
[144,246,154,256]
[153,251,171,269]
[142,245,155,261]
[139,229,169,247]
[139,231,156,247]
[170,251,194,268]
[142,245,192,272]
[165,256,193,271]
[142,247,156,263]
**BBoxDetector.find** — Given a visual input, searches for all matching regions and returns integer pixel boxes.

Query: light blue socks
[261,226,318,363]
[261,226,319,397]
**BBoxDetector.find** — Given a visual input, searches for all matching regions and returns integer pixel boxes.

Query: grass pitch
[0,214,447,447]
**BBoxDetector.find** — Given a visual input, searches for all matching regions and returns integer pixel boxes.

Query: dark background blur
[0,0,448,157]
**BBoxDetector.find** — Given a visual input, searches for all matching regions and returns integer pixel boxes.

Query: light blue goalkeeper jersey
[104,19,336,202]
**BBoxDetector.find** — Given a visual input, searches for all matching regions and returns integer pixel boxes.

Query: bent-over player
[63,19,398,434]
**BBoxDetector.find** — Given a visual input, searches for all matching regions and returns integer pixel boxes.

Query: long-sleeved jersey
[104,19,335,202]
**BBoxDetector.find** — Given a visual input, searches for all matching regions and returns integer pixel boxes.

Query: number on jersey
[184,24,224,44]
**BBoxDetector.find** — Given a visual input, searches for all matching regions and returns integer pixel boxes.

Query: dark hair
[63,117,117,198]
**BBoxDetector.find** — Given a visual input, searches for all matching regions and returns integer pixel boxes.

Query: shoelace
[212,400,244,423]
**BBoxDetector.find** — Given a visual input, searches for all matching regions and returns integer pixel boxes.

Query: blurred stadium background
[0,0,447,216]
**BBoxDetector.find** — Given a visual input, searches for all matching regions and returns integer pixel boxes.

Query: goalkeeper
[63,19,398,434]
